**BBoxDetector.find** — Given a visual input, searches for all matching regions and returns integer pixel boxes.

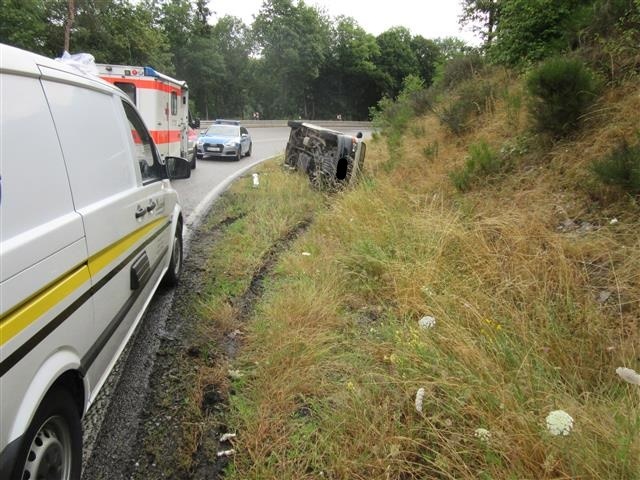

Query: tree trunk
[63,0,75,52]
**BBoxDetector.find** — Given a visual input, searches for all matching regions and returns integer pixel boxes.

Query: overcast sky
[209,0,481,45]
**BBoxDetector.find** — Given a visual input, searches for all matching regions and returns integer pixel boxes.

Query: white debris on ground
[219,433,237,442]
[616,367,640,385]
[418,316,436,329]
[217,449,236,458]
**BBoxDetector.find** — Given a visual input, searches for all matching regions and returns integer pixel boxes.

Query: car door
[240,126,250,155]
[40,72,174,395]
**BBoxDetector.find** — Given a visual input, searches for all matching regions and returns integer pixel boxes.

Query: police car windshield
[205,125,239,136]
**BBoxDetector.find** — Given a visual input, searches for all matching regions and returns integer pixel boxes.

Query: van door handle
[135,206,147,219]
[146,200,157,213]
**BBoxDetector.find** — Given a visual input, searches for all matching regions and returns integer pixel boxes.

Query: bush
[526,57,600,136]
[439,80,495,135]
[449,140,503,191]
[438,53,485,90]
[591,140,640,193]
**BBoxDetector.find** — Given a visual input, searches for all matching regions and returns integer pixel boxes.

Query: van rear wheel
[12,387,81,480]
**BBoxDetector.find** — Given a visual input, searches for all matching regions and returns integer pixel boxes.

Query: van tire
[190,151,197,169]
[163,222,183,287]
[11,387,82,480]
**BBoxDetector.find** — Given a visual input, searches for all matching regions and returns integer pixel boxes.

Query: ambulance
[97,64,200,168]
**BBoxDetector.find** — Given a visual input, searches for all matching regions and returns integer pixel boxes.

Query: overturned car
[284,121,366,189]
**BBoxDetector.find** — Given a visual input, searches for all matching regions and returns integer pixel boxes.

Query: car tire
[11,387,82,480]
[163,222,183,287]
[246,142,252,157]
[190,150,197,169]
[235,151,241,162]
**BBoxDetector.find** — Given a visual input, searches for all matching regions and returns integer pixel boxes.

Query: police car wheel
[163,222,183,287]
[12,387,81,480]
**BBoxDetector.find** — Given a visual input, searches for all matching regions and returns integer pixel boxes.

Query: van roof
[0,43,123,97]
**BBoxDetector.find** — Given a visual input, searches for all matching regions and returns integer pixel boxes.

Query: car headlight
[224,140,239,147]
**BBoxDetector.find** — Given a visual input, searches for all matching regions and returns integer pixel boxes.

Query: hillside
[127,63,639,479]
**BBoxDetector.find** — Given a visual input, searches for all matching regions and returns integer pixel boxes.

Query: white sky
[209,0,481,45]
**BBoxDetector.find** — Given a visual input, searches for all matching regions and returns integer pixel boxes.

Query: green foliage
[591,139,640,193]
[526,57,600,136]
[489,0,585,66]
[438,80,495,135]
[450,140,503,191]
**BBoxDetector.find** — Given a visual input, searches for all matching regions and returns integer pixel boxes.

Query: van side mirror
[165,156,191,179]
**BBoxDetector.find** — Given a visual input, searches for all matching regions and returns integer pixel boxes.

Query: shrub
[526,57,600,136]
[439,53,485,90]
[591,140,640,193]
[422,141,439,161]
[439,80,495,135]
[449,140,503,191]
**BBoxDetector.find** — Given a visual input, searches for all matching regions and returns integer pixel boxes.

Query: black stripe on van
[0,221,171,378]
[80,246,168,374]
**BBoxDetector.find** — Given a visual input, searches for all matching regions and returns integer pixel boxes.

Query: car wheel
[246,142,252,157]
[190,150,197,169]
[235,151,241,162]
[11,387,82,480]
[163,222,183,287]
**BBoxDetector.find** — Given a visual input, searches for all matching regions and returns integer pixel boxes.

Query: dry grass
[223,74,640,479]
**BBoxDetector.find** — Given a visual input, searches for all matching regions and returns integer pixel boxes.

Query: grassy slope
[139,72,639,479]
[223,74,639,479]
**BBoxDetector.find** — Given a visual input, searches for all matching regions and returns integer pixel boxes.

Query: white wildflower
[302,252,311,256]
[610,218,619,225]
[418,316,436,329]
[474,428,491,442]
[616,367,640,386]
[415,387,426,414]
[545,410,574,436]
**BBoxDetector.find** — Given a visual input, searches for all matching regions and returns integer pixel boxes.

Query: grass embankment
[141,74,639,479]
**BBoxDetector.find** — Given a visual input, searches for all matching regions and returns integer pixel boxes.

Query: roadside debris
[252,173,260,188]
[219,433,237,442]
[284,121,366,190]
[216,449,236,458]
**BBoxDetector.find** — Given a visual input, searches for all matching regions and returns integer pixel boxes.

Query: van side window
[121,101,163,183]
[171,92,177,116]
[114,82,136,105]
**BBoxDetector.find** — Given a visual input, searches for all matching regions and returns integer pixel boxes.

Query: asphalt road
[81,125,371,479]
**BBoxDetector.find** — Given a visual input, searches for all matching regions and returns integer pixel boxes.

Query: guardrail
[199,119,373,129]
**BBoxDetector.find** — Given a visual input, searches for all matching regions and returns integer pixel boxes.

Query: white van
[0,44,191,479]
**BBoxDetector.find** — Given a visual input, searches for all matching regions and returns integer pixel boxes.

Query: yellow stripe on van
[0,265,91,346]
[0,217,169,347]
[87,217,167,276]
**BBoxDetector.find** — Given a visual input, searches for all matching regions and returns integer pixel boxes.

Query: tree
[410,35,439,86]
[488,0,583,66]
[252,0,331,118]
[375,27,419,97]
[313,16,384,119]
[459,0,502,46]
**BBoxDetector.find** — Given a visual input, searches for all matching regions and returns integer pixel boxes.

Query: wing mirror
[165,156,191,179]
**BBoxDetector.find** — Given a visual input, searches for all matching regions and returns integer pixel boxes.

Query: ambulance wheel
[12,387,82,480]
[190,151,197,169]
[163,222,183,287]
